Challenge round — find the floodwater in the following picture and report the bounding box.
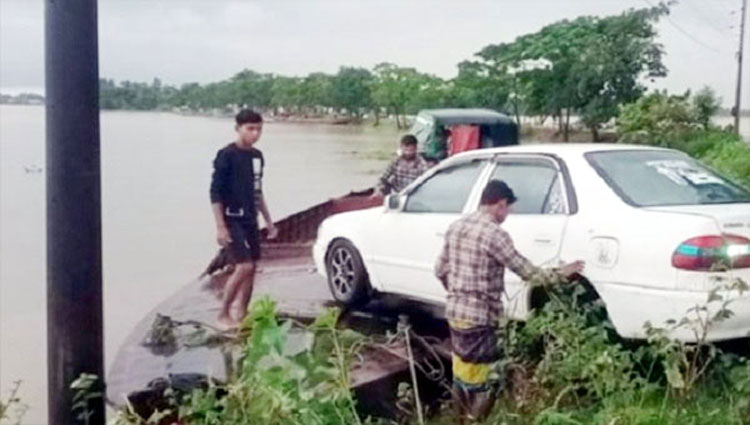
[0,105,396,424]
[713,115,750,141]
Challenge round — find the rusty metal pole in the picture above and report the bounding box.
[45,0,104,424]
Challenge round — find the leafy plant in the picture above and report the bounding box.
[644,278,749,396]
[178,297,368,425]
[71,373,103,425]
[0,381,28,425]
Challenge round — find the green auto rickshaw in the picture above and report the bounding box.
[408,108,519,161]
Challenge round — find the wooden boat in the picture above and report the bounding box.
[202,188,384,276]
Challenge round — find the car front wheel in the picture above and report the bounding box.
[325,239,370,306]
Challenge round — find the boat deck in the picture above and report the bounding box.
[108,190,451,420]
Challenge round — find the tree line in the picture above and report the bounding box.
[100,5,670,140]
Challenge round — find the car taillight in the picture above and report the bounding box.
[672,234,750,271]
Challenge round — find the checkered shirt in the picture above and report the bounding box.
[377,156,430,194]
[435,211,554,326]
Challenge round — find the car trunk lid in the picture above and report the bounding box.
[646,204,750,238]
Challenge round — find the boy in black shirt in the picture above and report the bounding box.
[210,109,277,327]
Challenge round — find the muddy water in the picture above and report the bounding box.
[0,105,396,424]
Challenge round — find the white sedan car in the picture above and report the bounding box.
[313,144,750,341]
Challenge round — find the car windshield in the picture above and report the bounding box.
[586,150,750,207]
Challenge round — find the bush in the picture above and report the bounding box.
[617,90,699,146]
[617,88,749,190]
[475,278,750,425]
[703,140,750,188]
[178,298,367,425]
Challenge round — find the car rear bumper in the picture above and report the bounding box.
[599,281,750,342]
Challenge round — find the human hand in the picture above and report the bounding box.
[267,224,279,240]
[558,260,585,278]
[217,226,232,247]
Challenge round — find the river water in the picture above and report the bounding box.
[0,105,396,424]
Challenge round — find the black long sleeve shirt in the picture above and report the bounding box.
[210,143,264,221]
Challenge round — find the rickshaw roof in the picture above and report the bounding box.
[418,108,515,126]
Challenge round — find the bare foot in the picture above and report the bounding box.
[236,309,251,326]
[217,313,237,330]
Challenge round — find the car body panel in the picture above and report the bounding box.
[313,144,750,341]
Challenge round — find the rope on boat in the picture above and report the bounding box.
[399,315,425,425]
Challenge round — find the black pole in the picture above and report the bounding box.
[45,1,104,424]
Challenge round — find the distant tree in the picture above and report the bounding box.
[406,73,450,114]
[474,6,667,141]
[96,5,668,128]
[330,67,373,119]
[447,61,512,115]
[271,76,304,113]
[298,72,333,114]
[177,83,204,110]
[371,63,433,129]
[230,69,274,110]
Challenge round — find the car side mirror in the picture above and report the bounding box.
[386,194,402,210]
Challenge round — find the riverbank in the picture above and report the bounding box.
[143,108,750,142]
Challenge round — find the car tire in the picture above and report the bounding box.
[325,239,370,306]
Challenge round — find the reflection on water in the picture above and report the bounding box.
[0,105,396,424]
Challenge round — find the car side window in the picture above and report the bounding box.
[404,160,486,213]
[490,159,567,214]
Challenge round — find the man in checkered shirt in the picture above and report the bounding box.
[435,179,584,422]
[375,134,430,196]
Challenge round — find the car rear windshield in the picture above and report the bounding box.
[585,150,750,207]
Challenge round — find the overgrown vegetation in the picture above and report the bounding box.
[85,273,750,425]
[465,278,750,425]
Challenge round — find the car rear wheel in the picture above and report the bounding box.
[326,239,370,306]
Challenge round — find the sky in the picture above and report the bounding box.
[0,0,747,106]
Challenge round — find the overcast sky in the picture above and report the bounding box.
[1,0,747,106]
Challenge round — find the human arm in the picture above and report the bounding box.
[490,229,584,285]
[256,193,277,239]
[374,159,398,196]
[211,203,231,246]
[210,150,231,246]
[490,230,539,280]
[435,236,450,290]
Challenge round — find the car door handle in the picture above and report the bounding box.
[436,232,446,238]
[534,238,552,244]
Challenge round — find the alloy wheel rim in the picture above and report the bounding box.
[330,247,356,297]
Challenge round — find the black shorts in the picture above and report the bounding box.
[226,218,261,263]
